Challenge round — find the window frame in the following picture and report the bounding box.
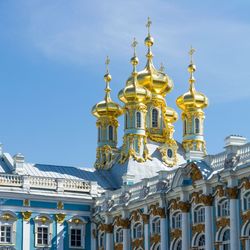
[217,199,230,217]
[193,206,205,224]
[171,212,182,229]
[195,118,200,134]
[151,217,161,235]
[151,108,159,128]
[136,111,142,129]
[115,227,123,243]
[132,222,143,239]
[108,125,113,141]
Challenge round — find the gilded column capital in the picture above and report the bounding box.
[200,194,213,206]
[120,218,130,229]
[142,214,149,224]
[158,208,166,218]
[227,187,239,199]
[55,213,66,224]
[104,223,113,233]
[21,211,32,221]
[178,201,191,213]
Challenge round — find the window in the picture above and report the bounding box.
[218,200,230,217]
[195,118,200,134]
[115,228,123,243]
[136,112,142,128]
[194,207,205,223]
[34,215,52,248]
[99,232,104,247]
[68,217,86,249]
[221,229,230,250]
[108,125,113,141]
[0,225,11,244]
[133,223,142,239]
[70,228,82,247]
[176,240,182,250]
[197,234,205,250]
[98,127,101,142]
[167,149,173,158]
[172,212,181,229]
[243,193,250,210]
[37,226,49,246]
[152,217,160,234]
[184,119,187,134]
[125,113,128,129]
[152,109,158,128]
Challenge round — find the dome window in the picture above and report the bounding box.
[136,112,142,128]
[152,109,159,128]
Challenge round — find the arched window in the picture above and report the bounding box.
[108,125,113,141]
[195,234,205,250]
[152,217,160,234]
[218,199,230,217]
[194,206,205,223]
[175,240,182,250]
[172,212,181,229]
[98,127,101,142]
[125,113,128,129]
[243,192,250,210]
[99,232,104,248]
[133,223,142,239]
[115,228,123,243]
[152,109,159,128]
[195,118,200,134]
[184,119,187,135]
[136,112,142,128]
[221,229,230,250]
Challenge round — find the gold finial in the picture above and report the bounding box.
[159,62,165,72]
[189,46,196,64]
[146,17,152,35]
[131,38,139,67]
[105,56,110,74]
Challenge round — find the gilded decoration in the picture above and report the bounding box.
[241,177,250,190]
[191,191,202,204]
[21,211,32,221]
[200,194,213,206]
[178,201,191,213]
[114,243,123,250]
[142,214,149,224]
[114,216,130,229]
[23,199,30,207]
[130,210,142,222]
[170,229,182,239]
[189,164,202,182]
[57,201,64,210]
[101,223,113,233]
[227,187,238,199]
[216,217,230,228]
[192,223,205,235]
[215,185,225,197]
[240,236,248,250]
[169,198,180,211]
[150,234,161,244]
[132,238,144,248]
[241,210,250,224]
[55,213,66,224]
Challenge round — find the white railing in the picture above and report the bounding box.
[209,152,227,170]
[0,174,92,194]
[0,174,22,187]
[237,143,250,164]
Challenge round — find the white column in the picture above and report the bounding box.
[181,212,189,250]
[105,224,113,250]
[91,223,97,250]
[205,206,213,250]
[123,227,130,250]
[230,197,240,250]
[143,217,149,250]
[56,221,64,250]
[160,216,167,250]
[22,219,30,250]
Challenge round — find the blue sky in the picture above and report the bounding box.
[0,0,250,167]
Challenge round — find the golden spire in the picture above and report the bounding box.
[131,37,139,76]
[188,46,197,93]
[104,56,112,102]
[145,17,154,64]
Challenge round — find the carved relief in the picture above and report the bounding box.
[114,243,123,250]
[170,229,182,239]
[227,187,238,199]
[192,224,205,235]
[178,201,191,213]
[55,213,66,224]
[132,238,143,248]
[190,164,202,182]
[241,178,250,190]
[215,185,225,197]
[200,194,213,206]
[142,214,149,224]
[150,234,161,245]
[216,217,230,228]
[241,210,250,224]
[21,211,32,221]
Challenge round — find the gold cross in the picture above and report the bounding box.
[189,46,196,63]
[131,37,138,55]
[146,17,152,35]
[105,56,110,72]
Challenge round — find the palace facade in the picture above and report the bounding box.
[0,19,249,250]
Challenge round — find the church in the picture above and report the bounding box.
[0,18,249,250]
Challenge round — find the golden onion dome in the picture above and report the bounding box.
[92,57,122,118]
[176,48,208,111]
[127,18,173,98]
[164,106,178,124]
[118,39,151,104]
